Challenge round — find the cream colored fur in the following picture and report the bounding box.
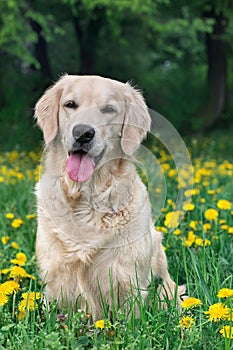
[35,75,185,318]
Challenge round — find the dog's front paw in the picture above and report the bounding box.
[177,284,188,306]
[157,283,187,309]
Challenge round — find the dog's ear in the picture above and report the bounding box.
[35,76,66,145]
[121,83,151,155]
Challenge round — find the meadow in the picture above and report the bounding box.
[0,132,232,350]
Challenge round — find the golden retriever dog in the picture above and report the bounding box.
[35,75,185,318]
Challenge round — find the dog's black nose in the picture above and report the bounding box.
[72,124,95,144]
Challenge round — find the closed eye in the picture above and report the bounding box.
[64,100,78,109]
[100,105,117,114]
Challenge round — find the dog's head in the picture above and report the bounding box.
[35,74,151,182]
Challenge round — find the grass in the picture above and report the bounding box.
[0,132,233,349]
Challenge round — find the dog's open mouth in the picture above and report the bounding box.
[66,149,104,183]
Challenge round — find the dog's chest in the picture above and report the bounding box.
[37,173,149,264]
[61,175,135,229]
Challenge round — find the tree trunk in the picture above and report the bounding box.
[201,8,228,129]
[30,19,52,81]
[73,6,106,74]
[74,21,97,74]
[0,53,3,109]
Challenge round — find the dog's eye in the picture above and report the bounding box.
[101,105,116,114]
[64,101,78,109]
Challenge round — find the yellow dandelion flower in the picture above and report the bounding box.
[11,259,24,266]
[183,203,195,211]
[1,236,10,245]
[219,325,233,339]
[0,281,20,295]
[0,176,4,183]
[9,266,28,278]
[204,303,230,322]
[221,225,229,230]
[1,268,10,275]
[228,227,233,234]
[5,213,14,219]
[184,189,199,197]
[95,320,105,329]
[18,298,35,311]
[217,288,233,299]
[207,189,216,195]
[168,169,176,177]
[195,237,203,246]
[0,293,8,306]
[11,242,19,249]
[16,252,27,262]
[217,199,231,210]
[179,316,195,329]
[26,214,36,219]
[181,297,202,309]
[16,172,23,180]
[167,199,175,207]
[189,221,198,229]
[156,226,167,233]
[203,223,211,233]
[8,150,19,162]
[204,208,218,221]
[203,239,211,246]
[21,292,42,301]
[11,252,27,266]
[164,211,183,229]
[174,228,181,235]
[11,219,24,229]
[161,163,170,171]
[18,292,42,312]
[195,238,211,247]
[9,266,35,279]
[200,198,206,203]
[183,231,196,247]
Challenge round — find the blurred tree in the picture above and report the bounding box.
[150,0,233,130]
[69,1,107,74]
[165,0,233,129]
[61,0,158,74]
[29,19,52,79]
[201,3,230,128]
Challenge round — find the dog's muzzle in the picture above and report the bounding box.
[72,124,95,145]
[66,124,104,183]
[70,124,95,154]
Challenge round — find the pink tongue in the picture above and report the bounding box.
[66,153,95,182]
